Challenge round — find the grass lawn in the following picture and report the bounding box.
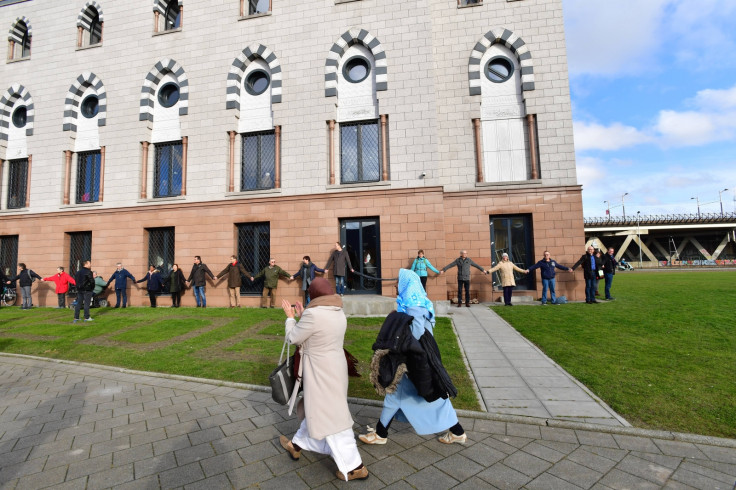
[0,305,480,411]
[492,270,736,439]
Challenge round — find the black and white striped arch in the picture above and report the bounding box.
[63,72,107,132]
[226,44,282,111]
[139,58,189,122]
[0,84,34,140]
[325,29,387,97]
[468,28,535,96]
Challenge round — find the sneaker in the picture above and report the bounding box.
[438,431,467,444]
[336,465,369,481]
[279,435,301,460]
[607,297,615,301]
[541,302,547,306]
[84,318,94,322]
[73,319,79,323]
[358,427,387,445]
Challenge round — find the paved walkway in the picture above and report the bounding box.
[449,306,628,425]
[2,354,735,489]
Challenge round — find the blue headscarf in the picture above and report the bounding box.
[396,269,435,320]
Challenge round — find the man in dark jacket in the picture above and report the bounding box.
[253,258,290,308]
[291,256,325,305]
[187,256,214,307]
[440,250,487,307]
[74,260,95,322]
[216,255,252,307]
[7,263,42,309]
[106,263,136,308]
[324,242,354,296]
[601,247,618,300]
[572,246,603,304]
[527,251,572,305]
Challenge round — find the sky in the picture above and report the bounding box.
[562,0,736,218]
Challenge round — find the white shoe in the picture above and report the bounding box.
[438,431,467,444]
[358,426,387,445]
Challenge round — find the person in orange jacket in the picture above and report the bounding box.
[44,266,76,308]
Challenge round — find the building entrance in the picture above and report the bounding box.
[340,218,380,294]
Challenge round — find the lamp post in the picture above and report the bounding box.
[718,188,729,216]
[691,196,700,218]
[637,211,642,269]
[621,192,629,219]
[603,200,611,220]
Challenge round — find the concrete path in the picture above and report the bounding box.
[449,305,628,426]
[2,354,735,489]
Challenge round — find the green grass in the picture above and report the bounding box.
[492,270,736,439]
[0,305,480,411]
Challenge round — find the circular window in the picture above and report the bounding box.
[245,70,270,96]
[343,56,371,84]
[158,83,180,108]
[12,106,27,128]
[81,95,99,119]
[485,56,514,83]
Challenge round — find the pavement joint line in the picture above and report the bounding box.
[447,309,488,413]
[2,352,735,450]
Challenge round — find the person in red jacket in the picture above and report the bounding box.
[44,266,76,308]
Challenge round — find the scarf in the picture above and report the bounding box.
[396,269,435,320]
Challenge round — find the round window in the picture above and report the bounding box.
[485,56,514,83]
[158,83,180,108]
[245,70,270,96]
[343,56,371,84]
[81,95,99,119]
[12,106,27,128]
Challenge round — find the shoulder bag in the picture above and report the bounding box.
[269,337,296,405]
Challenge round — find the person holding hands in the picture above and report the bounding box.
[487,253,528,306]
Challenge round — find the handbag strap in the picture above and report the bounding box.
[278,337,291,365]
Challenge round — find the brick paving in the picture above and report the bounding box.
[1,354,735,489]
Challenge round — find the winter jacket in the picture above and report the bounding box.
[165,269,186,293]
[572,252,603,280]
[292,262,325,291]
[93,276,107,295]
[324,249,353,276]
[10,269,42,287]
[75,267,95,292]
[137,271,163,292]
[254,265,290,289]
[410,257,440,277]
[217,262,252,288]
[601,253,617,275]
[187,263,214,287]
[43,272,76,294]
[107,269,136,289]
[488,260,526,287]
[441,256,485,281]
[528,259,570,280]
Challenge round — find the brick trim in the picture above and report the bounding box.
[139,58,189,122]
[226,44,282,111]
[0,83,34,140]
[7,16,31,43]
[77,2,104,29]
[63,72,107,132]
[325,28,387,97]
[468,27,535,95]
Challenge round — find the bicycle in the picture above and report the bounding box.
[1,286,18,307]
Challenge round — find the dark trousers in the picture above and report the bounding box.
[458,280,470,304]
[171,291,181,307]
[419,276,427,291]
[503,286,514,305]
[604,273,614,299]
[585,278,596,302]
[74,291,93,319]
[148,291,157,307]
[115,288,127,307]
[57,293,66,308]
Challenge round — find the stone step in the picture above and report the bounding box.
[342,295,452,316]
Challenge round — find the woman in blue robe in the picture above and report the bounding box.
[359,269,466,445]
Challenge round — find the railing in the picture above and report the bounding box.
[584,212,736,227]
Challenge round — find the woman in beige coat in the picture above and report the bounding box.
[279,278,368,481]
[488,252,528,306]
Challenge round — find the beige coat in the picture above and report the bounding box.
[488,260,525,287]
[285,297,354,440]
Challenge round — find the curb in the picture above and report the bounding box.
[2,352,735,449]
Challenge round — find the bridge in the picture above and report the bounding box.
[583,213,736,268]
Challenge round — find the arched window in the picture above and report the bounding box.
[77,4,104,48]
[164,0,181,30]
[8,18,32,60]
[89,10,102,45]
[20,28,30,57]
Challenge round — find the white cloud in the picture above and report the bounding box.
[573,121,652,151]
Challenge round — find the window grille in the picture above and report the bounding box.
[154,141,183,198]
[68,232,92,277]
[248,0,270,14]
[340,120,380,183]
[148,227,175,293]
[237,223,270,295]
[241,131,275,191]
[7,158,28,209]
[76,150,101,203]
[0,235,19,278]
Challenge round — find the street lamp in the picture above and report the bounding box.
[691,196,701,218]
[718,188,729,216]
[636,211,642,269]
[603,200,611,220]
[621,192,629,219]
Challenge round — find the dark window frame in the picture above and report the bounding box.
[164,0,181,30]
[241,130,275,191]
[489,214,535,290]
[340,119,380,184]
[20,22,31,58]
[76,150,101,204]
[342,56,371,84]
[244,70,270,96]
[68,231,92,278]
[7,158,28,209]
[0,235,19,279]
[147,227,175,294]
[237,222,270,296]
[88,8,102,45]
[485,56,515,83]
[154,140,183,198]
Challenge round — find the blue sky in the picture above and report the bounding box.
[562,0,736,217]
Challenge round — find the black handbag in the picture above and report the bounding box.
[269,338,295,405]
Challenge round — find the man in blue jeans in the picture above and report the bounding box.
[106,263,136,308]
[528,251,572,305]
[601,247,618,300]
[572,246,602,304]
[187,256,214,307]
